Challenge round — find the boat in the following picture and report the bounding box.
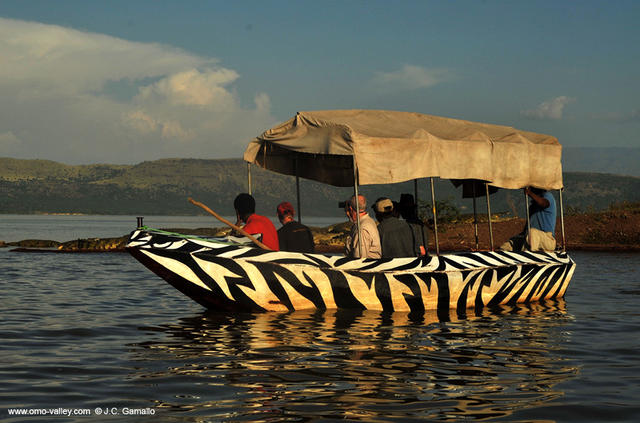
[127,110,576,314]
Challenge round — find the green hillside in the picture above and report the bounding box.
[0,157,130,181]
[1,157,639,217]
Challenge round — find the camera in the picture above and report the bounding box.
[338,201,347,209]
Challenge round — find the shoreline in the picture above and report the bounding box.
[3,205,640,253]
[3,216,639,253]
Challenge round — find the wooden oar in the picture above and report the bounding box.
[188,197,272,251]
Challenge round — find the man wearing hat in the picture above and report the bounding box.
[373,197,415,258]
[276,202,315,253]
[344,194,381,259]
[233,193,279,251]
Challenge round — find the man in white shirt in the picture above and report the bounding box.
[344,195,382,259]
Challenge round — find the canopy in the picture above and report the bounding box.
[243,110,563,190]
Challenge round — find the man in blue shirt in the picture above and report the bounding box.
[500,187,557,252]
[529,188,556,232]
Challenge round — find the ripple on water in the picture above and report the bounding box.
[2,250,640,421]
[112,302,578,421]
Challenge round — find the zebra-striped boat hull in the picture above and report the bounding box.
[127,229,575,315]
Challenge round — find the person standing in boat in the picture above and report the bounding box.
[276,201,315,253]
[372,197,415,258]
[344,195,381,259]
[233,193,279,251]
[500,187,556,252]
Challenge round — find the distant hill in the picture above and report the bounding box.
[563,147,640,177]
[1,157,639,217]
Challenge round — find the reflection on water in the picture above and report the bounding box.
[4,251,638,421]
[130,301,577,421]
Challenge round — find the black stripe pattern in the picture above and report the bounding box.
[127,229,576,314]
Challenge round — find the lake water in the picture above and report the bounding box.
[0,214,343,243]
[1,216,639,422]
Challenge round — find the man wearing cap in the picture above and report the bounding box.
[373,197,415,258]
[344,195,381,259]
[233,193,279,251]
[276,202,315,253]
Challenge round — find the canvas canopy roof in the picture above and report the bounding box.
[243,110,563,190]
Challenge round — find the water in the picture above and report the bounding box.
[1,217,639,422]
[0,214,343,243]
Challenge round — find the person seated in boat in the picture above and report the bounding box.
[233,193,279,251]
[373,197,415,258]
[398,193,429,256]
[500,187,556,252]
[343,195,381,259]
[276,201,315,253]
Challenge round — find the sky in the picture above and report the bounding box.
[0,0,639,164]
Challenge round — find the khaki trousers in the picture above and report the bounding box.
[500,228,556,252]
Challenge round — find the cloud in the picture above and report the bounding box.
[123,110,194,141]
[0,17,274,163]
[521,96,575,120]
[136,68,239,107]
[372,64,451,91]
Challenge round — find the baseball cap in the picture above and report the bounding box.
[373,198,394,213]
[277,201,295,217]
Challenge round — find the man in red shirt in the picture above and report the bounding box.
[233,193,279,251]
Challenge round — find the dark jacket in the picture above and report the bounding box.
[377,216,415,258]
[406,219,428,256]
[277,221,315,253]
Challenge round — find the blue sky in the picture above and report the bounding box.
[0,0,638,164]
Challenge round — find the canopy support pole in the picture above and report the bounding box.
[414,179,419,208]
[485,183,494,251]
[295,156,301,222]
[559,188,566,252]
[353,157,363,256]
[430,177,439,255]
[525,188,531,248]
[472,182,479,250]
[247,163,252,195]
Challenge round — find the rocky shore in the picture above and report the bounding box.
[3,205,639,253]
